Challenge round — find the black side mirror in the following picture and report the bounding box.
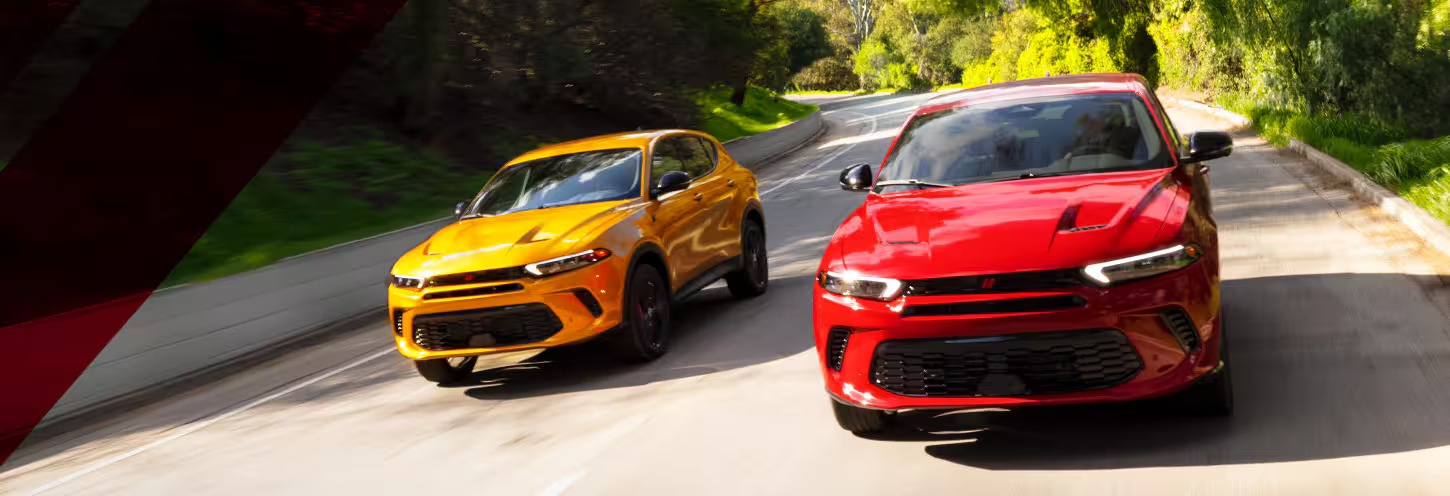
[839,163,873,191]
[653,170,691,197]
[1184,131,1233,163]
[454,201,468,217]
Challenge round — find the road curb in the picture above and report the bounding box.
[1163,96,1450,259]
[1286,139,1450,258]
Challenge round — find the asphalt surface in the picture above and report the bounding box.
[5,93,1450,495]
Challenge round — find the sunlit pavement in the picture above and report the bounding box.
[4,94,1450,495]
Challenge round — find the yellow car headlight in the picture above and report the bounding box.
[524,248,612,277]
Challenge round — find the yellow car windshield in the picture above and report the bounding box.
[467,148,643,217]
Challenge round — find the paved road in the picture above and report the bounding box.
[6,93,1450,495]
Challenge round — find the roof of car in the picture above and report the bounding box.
[504,129,704,166]
[915,73,1149,116]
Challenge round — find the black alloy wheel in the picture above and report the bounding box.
[611,264,671,362]
[726,220,768,298]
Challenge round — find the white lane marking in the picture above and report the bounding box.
[760,110,881,197]
[22,347,397,496]
[536,469,590,496]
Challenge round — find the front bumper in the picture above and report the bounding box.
[388,260,626,361]
[814,261,1221,411]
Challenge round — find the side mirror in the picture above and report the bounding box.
[1184,131,1233,163]
[653,170,691,197]
[839,163,873,191]
[454,201,468,217]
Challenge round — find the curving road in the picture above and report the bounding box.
[5,93,1450,495]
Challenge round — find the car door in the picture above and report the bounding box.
[678,135,740,265]
[647,135,715,292]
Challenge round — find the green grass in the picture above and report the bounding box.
[159,133,521,288]
[1225,99,1450,226]
[695,86,819,143]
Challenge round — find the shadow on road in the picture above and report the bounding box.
[863,273,1450,469]
[450,273,818,401]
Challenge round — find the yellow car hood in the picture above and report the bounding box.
[397,200,637,276]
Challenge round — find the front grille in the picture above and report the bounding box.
[572,288,603,317]
[872,329,1142,397]
[411,304,563,351]
[1161,308,1200,352]
[429,266,528,287]
[825,327,851,371]
[392,309,405,336]
[422,283,524,300]
[903,295,1084,317]
[904,269,1084,296]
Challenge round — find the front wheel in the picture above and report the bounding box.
[414,355,476,384]
[609,264,672,362]
[831,399,893,435]
[725,220,768,298]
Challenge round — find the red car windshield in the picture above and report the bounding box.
[875,92,1171,191]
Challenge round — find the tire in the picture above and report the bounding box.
[1176,322,1234,416]
[609,264,671,362]
[725,220,768,299]
[831,399,892,435]
[414,355,477,384]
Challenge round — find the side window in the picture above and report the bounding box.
[653,136,714,180]
[691,136,718,170]
[1144,92,1183,154]
[651,138,688,182]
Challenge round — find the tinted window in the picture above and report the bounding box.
[652,136,714,181]
[876,92,1170,191]
[467,148,642,217]
[690,136,718,172]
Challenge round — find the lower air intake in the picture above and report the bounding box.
[1160,308,1201,353]
[412,304,562,351]
[872,329,1142,397]
[826,328,851,371]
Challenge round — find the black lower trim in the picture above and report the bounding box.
[670,255,743,303]
[412,303,563,350]
[872,329,1143,397]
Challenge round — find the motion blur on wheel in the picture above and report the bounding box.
[815,74,1235,434]
[389,130,768,383]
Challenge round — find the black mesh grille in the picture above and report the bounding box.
[572,289,603,317]
[902,295,1084,317]
[1161,308,1200,352]
[429,267,528,287]
[422,283,524,300]
[412,304,563,351]
[826,328,851,371]
[393,309,405,336]
[872,329,1142,397]
[904,269,1084,296]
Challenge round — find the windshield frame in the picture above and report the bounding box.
[461,147,645,218]
[872,91,1173,194]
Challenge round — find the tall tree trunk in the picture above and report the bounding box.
[730,76,750,106]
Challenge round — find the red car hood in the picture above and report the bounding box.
[836,169,1185,279]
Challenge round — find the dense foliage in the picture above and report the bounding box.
[164,0,833,285]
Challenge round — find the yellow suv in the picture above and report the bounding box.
[388,130,768,382]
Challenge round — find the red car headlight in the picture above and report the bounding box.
[1083,244,1202,285]
[818,270,904,301]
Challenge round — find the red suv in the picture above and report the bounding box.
[815,74,1235,434]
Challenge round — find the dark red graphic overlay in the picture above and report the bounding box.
[0,0,407,464]
[0,0,83,91]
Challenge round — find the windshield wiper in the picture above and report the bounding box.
[874,179,953,189]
